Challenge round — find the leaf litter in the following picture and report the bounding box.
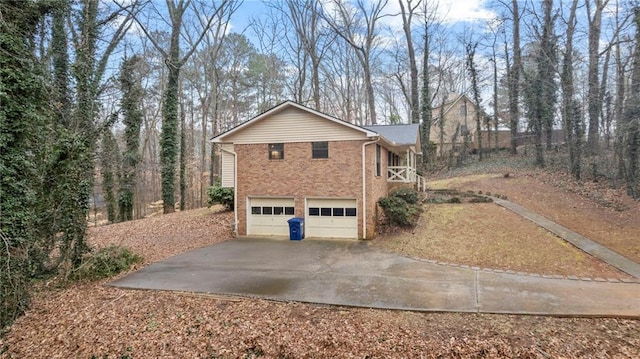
[1,178,640,358]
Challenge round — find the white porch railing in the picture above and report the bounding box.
[388,166,417,182]
[388,166,428,192]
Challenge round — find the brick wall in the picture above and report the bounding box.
[234,140,387,239]
[364,144,388,238]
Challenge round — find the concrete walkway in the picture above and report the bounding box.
[111,238,640,318]
[493,198,640,278]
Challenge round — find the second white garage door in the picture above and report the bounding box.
[248,197,295,236]
[306,198,358,239]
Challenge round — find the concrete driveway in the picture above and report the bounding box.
[110,238,640,317]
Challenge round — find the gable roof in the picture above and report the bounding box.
[210,101,378,143]
[432,93,478,124]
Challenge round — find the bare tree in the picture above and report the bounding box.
[183,2,233,206]
[560,0,582,178]
[125,0,239,214]
[501,0,523,154]
[320,0,390,124]
[275,0,333,109]
[399,0,422,124]
[585,0,610,154]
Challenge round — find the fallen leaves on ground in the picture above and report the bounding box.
[2,284,639,358]
[88,206,234,266]
[2,174,640,357]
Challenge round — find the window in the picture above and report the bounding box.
[375,144,381,177]
[253,206,294,216]
[269,143,284,160]
[312,141,329,158]
[310,206,356,217]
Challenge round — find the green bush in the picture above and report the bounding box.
[71,245,142,282]
[389,187,421,204]
[378,189,423,227]
[207,186,234,210]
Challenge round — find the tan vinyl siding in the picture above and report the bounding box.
[220,144,235,188]
[224,107,368,144]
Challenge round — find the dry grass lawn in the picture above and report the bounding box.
[429,172,640,264]
[375,202,631,279]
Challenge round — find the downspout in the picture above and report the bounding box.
[220,146,238,236]
[362,136,380,240]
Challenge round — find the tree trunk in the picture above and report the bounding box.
[561,0,581,178]
[102,126,119,223]
[420,21,432,164]
[623,7,640,198]
[179,104,187,211]
[466,42,483,161]
[586,0,609,154]
[119,55,143,221]
[615,42,627,179]
[508,0,522,155]
[399,0,420,124]
[161,61,180,214]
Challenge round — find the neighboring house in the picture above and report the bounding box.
[211,101,423,240]
[430,93,505,155]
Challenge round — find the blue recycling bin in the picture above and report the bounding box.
[287,217,304,240]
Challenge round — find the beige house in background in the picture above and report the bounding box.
[210,101,424,240]
[430,93,507,156]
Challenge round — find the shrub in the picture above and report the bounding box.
[389,187,421,204]
[207,186,234,210]
[378,189,423,227]
[71,245,142,282]
[1,254,29,332]
[469,196,493,203]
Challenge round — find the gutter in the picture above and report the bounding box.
[361,136,380,240]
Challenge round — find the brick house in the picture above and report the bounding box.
[210,101,423,240]
[430,93,506,155]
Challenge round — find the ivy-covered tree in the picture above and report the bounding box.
[466,41,483,161]
[0,0,49,329]
[560,0,582,179]
[53,0,132,267]
[523,0,557,167]
[102,124,120,223]
[622,7,640,198]
[118,55,144,221]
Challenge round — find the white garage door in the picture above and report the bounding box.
[248,198,295,236]
[306,198,358,238]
